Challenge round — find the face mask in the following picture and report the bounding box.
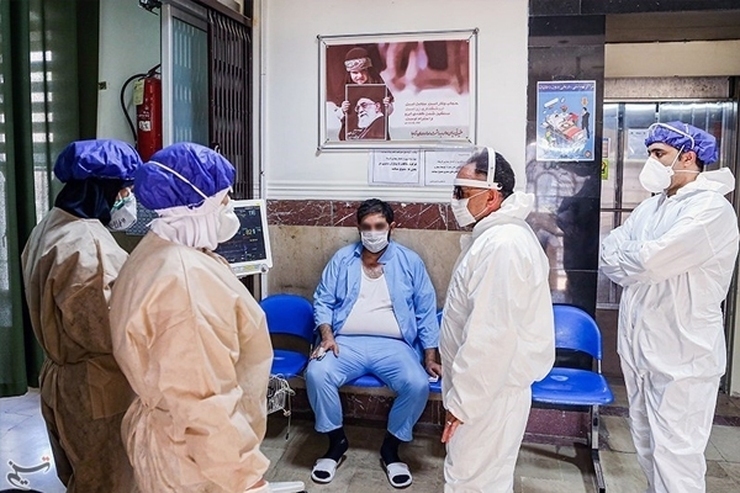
[216,201,241,243]
[639,156,674,193]
[361,230,389,253]
[450,189,488,227]
[639,147,696,194]
[108,194,138,231]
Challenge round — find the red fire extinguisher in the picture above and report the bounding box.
[121,65,162,161]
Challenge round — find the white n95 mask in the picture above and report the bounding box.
[217,201,241,243]
[639,156,674,193]
[361,230,389,253]
[108,194,138,231]
[639,147,698,194]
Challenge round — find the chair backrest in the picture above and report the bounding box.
[259,294,315,342]
[552,304,602,361]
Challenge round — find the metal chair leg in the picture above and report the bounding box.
[591,405,606,492]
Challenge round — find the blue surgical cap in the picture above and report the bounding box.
[53,139,141,183]
[644,121,718,165]
[135,142,235,210]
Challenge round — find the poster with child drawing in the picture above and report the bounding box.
[318,30,478,149]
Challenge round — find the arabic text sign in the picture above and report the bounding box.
[424,150,472,186]
[369,150,422,185]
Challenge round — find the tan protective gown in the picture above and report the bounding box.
[109,232,272,493]
[21,207,136,492]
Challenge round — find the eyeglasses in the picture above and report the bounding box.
[453,186,493,200]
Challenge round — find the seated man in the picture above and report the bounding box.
[306,199,440,489]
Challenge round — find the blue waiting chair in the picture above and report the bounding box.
[429,308,444,393]
[260,294,314,378]
[531,304,614,493]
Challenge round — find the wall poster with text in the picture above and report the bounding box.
[318,29,478,150]
[536,80,596,162]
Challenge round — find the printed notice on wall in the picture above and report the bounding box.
[424,150,472,186]
[601,138,610,180]
[627,128,649,160]
[395,99,470,141]
[536,80,596,162]
[369,150,422,185]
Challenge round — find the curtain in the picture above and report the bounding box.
[0,0,99,397]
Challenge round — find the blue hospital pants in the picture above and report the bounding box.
[305,335,429,442]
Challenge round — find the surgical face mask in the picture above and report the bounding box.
[361,230,389,253]
[108,194,138,231]
[450,189,488,227]
[216,201,241,243]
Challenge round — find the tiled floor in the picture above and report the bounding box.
[2,387,740,492]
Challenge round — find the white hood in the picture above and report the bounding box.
[472,191,535,239]
[679,167,736,196]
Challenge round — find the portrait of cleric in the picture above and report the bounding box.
[324,39,470,143]
[344,84,389,141]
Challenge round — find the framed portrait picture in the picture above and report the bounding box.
[318,29,478,150]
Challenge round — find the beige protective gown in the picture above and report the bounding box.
[21,207,136,493]
[109,232,272,493]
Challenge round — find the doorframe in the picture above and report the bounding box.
[600,98,740,393]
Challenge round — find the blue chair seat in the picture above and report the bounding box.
[347,374,386,387]
[531,367,614,406]
[346,373,443,393]
[271,349,309,379]
[429,378,442,393]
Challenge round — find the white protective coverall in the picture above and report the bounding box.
[601,168,739,493]
[441,191,555,493]
[21,207,136,492]
[109,231,272,493]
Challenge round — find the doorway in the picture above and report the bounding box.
[596,100,739,382]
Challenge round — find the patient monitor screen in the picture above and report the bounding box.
[215,200,272,273]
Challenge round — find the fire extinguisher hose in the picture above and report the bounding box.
[120,64,161,144]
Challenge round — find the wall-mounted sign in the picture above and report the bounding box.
[536,80,596,162]
[318,29,478,150]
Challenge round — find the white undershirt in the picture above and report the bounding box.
[339,268,403,339]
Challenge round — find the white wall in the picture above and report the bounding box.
[605,40,740,79]
[259,0,529,202]
[97,0,160,143]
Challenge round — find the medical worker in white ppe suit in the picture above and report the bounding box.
[601,121,739,493]
[440,147,555,492]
